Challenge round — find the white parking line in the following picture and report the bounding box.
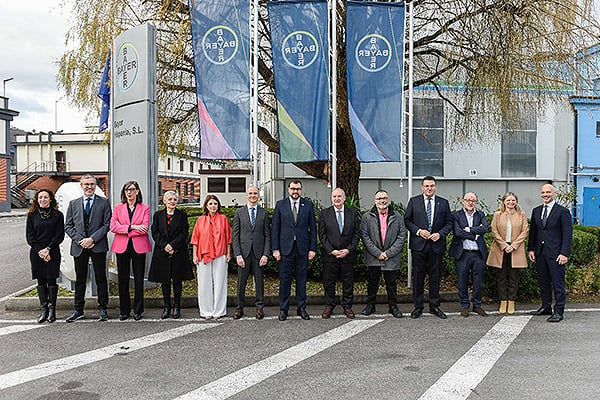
[0,324,45,337]
[0,323,218,390]
[418,315,531,400]
[174,319,384,400]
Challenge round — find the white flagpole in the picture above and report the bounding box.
[252,0,259,187]
[330,0,337,191]
[407,0,414,288]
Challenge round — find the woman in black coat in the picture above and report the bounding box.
[148,191,194,319]
[25,189,65,323]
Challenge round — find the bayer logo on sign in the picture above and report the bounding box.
[116,42,140,92]
[281,30,319,70]
[355,34,393,73]
[202,25,239,65]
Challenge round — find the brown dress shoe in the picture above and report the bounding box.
[473,307,488,317]
[321,307,333,319]
[256,308,264,319]
[460,307,469,317]
[343,308,355,319]
[233,308,244,320]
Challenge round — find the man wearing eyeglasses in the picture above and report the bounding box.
[360,189,407,318]
[449,193,489,317]
[64,174,112,322]
[404,176,453,319]
[272,180,317,321]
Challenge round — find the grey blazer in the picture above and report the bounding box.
[360,206,407,271]
[232,205,271,260]
[65,195,112,256]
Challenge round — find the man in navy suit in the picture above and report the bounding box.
[318,188,361,319]
[272,180,317,321]
[64,174,112,322]
[232,186,271,320]
[528,184,573,322]
[404,176,453,319]
[449,192,489,317]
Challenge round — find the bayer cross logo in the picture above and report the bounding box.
[281,31,319,69]
[202,25,239,65]
[355,34,393,72]
[116,42,140,92]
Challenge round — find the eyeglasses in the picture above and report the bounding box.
[125,188,137,192]
[375,197,388,201]
[463,199,477,203]
[289,187,302,191]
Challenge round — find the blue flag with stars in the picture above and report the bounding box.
[98,50,111,132]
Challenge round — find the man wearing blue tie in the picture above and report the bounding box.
[272,180,317,321]
[528,184,573,322]
[318,188,361,319]
[404,176,453,319]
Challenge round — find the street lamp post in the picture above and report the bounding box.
[2,77,14,97]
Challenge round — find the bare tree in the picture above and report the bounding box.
[58,0,600,201]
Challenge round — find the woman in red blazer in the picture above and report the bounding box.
[110,181,152,321]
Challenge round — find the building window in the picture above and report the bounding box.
[176,182,181,195]
[55,151,66,172]
[596,121,600,138]
[167,158,171,170]
[228,177,246,193]
[179,160,184,172]
[412,98,444,176]
[190,183,195,198]
[158,181,162,197]
[184,183,188,196]
[190,162,194,173]
[501,111,537,177]
[208,177,226,192]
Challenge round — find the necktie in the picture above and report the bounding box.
[292,202,298,223]
[85,198,91,215]
[542,205,548,227]
[250,207,256,226]
[426,197,432,231]
[337,210,343,233]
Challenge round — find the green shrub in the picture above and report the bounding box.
[573,225,600,250]
[570,229,598,266]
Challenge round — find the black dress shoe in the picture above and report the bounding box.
[98,308,108,321]
[411,308,423,319]
[361,304,376,316]
[389,306,403,318]
[119,314,130,321]
[429,306,447,319]
[133,313,142,321]
[161,307,171,319]
[172,306,181,319]
[297,308,310,320]
[530,307,553,316]
[547,313,563,322]
[278,310,288,321]
[66,310,84,323]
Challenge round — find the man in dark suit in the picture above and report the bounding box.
[449,192,489,317]
[232,186,271,320]
[64,174,112,322]
[528,184,573,322]
[318,188,361,319]
[404,176,453,319]
[272,180,317,321]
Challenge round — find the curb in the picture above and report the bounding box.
[4,293,460,311]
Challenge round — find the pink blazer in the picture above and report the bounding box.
[110,203,152,254]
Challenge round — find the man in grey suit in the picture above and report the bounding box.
[64,174,112,322]
[232,186,271,320]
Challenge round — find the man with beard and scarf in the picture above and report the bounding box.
[360,189,407,318]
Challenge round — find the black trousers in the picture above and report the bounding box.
[73,249,109,311]
[116,240,146,316]
[412,242,442,309]
[366,266,398,307]
[237,248,265,309]
[497,251,520,301]
[161,281,182,307]
[322,259,354,309]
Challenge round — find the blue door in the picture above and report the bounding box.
[583,187,600,226]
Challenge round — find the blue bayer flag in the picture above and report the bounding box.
[98,50,111,132]
[268,0,329,162]
[189,0,251,160]
[346,1,405,162]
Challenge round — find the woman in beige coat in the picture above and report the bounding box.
[487,192,529,314]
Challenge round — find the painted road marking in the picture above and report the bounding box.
[175,319,384,400]
[418,315,532,400]
[0,324,44,337]
[0,323,218,390]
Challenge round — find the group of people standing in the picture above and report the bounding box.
[25,174,572,324]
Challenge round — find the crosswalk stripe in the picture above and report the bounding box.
[0,324,45,337]
[0,323,218,390]
[418,315,531,400]
[174,319,384,400]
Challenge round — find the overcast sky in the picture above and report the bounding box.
[0,0,90,133]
